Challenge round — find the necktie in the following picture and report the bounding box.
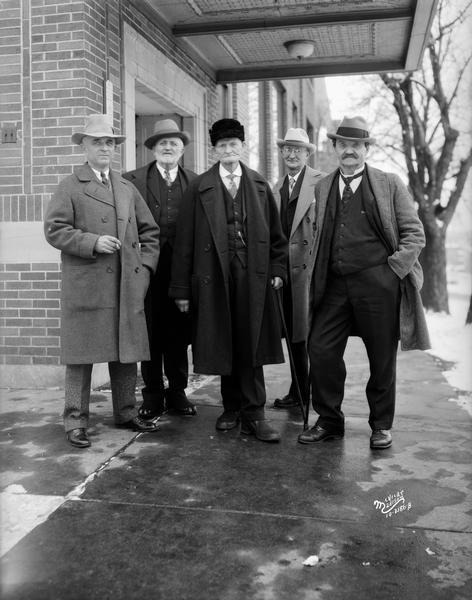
[289,176,296,195]
[100,171,109,189]
[227,174,238,198]
[164,169,172,187]
[341,171,363,202]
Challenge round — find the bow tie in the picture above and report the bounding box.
[341,171,364,185]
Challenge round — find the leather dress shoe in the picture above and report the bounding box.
[215,411,240,431]
[117,416,159,432]
[166,389,197,416]
[297,423,344,444]
[240,419,281,442]
[273,394,299,409]
[67,428,90,448]
[138,392,165,420]
[370,429,392,449]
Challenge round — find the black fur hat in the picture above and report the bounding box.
[209,118,245,146]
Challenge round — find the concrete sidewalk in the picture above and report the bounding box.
[1,339,471,599]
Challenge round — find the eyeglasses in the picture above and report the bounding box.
[281,146,305,156]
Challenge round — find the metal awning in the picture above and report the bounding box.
[133,0,438,83]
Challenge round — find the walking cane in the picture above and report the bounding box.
[275,289,309,430]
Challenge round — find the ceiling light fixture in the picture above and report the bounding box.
[284,40,315,60]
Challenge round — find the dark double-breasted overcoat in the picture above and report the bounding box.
[44,164,160,364]
[169,162,288,375]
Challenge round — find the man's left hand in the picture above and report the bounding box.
[271,277,283,290]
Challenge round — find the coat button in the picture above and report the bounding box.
[132,241,137,248]
[303,239,308,245]
[135,267,140,273]
[302,264,307,269]
[128,216,132,222]
[101,216,108,223]
[306,216,311,223]
[203,276,210,285]
[204,243,211,252]
[106,266,113,273]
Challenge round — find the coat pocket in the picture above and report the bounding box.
[62,263,117,310]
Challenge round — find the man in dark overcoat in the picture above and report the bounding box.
[44,114,160,448]
[123,119,198,419]
[300,116,430,450]
[272,127,325,410]
[169,118,288,442]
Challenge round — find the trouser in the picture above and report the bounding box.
[64,362,138,432]
[220,255,266,420]
[282,283,309,402]
[308,263,400,431]
[141,243,189,403]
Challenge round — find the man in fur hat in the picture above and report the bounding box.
[272,128,325,411]
[169,118,288,442]
[44,114,160,448]
[124,119,198,419]
[299,116,430,449]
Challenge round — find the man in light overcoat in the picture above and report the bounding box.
[123,119,198,419]
[44,114,160,448]
[300,116,430,450]
[169,118,288,442]
[272,128,325,410]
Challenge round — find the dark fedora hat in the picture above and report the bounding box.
[71,114,125,145]
[209,118,245,146]
[327,115,375,144]
[144,119,190,150]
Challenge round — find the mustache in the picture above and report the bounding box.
[342,153,358,159]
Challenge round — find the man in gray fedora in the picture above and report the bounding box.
[299,115,430,449]
[123,119,198,419]
[272,127,325,410]
[44,114,160,448]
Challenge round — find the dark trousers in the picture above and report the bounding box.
[282,284,309,402]
[220,256,266,420]
[64,362,137,432]
[308,263,400,431]
[141,243,189,402]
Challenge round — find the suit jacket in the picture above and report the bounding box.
[312,164,430,350]
[44,164,160,364]
[169,162,288,374]
[273,165,325,343]
[123,162,197,227]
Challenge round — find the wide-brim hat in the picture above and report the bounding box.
[327,115,375,143]
[145,119,190,149]
[277,127,314,151]
[71,114,126,145]
[209,118,245,146]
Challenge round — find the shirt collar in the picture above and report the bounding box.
[220,162,242,179]
[90,166,109,180]
[156,163,179,180]
[340,165,365,179]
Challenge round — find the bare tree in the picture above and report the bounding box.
[377,0,472,312]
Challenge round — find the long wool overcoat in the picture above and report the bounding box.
[273,165,325,343]
[312,164,430,351]
[169,162,288,375]
[44,164,160,364]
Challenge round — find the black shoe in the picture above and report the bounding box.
[67,428,90,448]
[215,411,240,431]
[273,394,299,409]
[297,423,344,444]
[166,389,197,416]
[240,419,281,442]
[370,429,392,449]
[117,416,159,432]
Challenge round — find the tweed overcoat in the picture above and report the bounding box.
[311,164,430,351]
[273,165,325,343]
[169,162,288,375]
[44,164,160,364]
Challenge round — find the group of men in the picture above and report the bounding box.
[44,112,429,451]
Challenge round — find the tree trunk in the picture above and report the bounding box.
[466,295,472,325]
[419,227,449,312]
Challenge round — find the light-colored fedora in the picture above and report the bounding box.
[145,119,190,149]
[71,114,126,145]
[327,115,375,143]
[277,128,314,151]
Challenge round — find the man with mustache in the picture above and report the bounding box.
[299,116,430,449]
[170,118,288,442]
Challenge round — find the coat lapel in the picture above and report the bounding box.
[290,167,315,237]
[147,163,161,206]
[76,164,115,207]
[110,170,131,244]
[313,170,337,257]
[199,164,229,263]
[364,164,397,250]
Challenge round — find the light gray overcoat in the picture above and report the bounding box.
[273,165,325,343]
[312,164,430,351]
[44,164,160,364]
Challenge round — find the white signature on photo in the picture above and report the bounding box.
[373,489,412,518]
